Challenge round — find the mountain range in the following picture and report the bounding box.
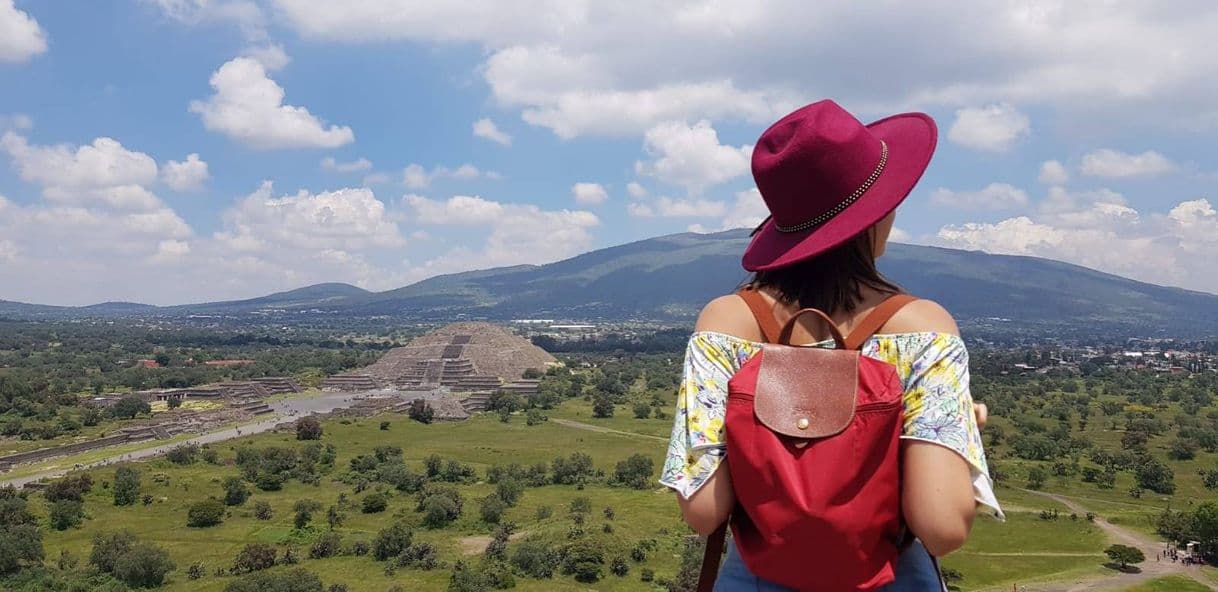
[4,229,1217,339]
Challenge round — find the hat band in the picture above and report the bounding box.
[774,140,888,233]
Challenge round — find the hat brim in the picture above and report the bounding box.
[741,112,937,272]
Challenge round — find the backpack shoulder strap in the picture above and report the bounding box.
[697,524,729,592]
[737,287,781,343]
[843,293,918,351]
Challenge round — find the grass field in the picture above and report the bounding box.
[25,398,1130,591]
[1119,575,1212,591]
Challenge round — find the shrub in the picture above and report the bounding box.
[442,460,476,483]
[569,496,592,515]
[480,494,507,524]
[511,537,559,578]
[110,396,150,420]
[495,478,523,507]
[113,466,140,506]
[223,477,250,506]
[408,399,434,424]
[610,555,629,577]
[551,453,595,485]
[166,443,199,465]
[232,543,277,573]
[187,498,226,527]
[253,500,273,520]
[347,539,369,556]
[398,542,440,569]
[361,491,388,514]
[535,505,553,520]
[295,417,323,440]
[48,499,84,531]
[223,568,324,592]
[1026,467,1047,490]
[293,499,322,529]
[614,454,654,489]
[379,421,391,430]
[632,403,651,419]
[372,521,413,561]
[1135,459,1176,494]
[526,409,548,426]
[562,541,605,583]
[591,395,614,418]
[1169,438,1198,460]
[187,561,205,580]
[641,568,655,582]
[309,532,342,559]
[44,473,93,503]
[89,530,135,574]
[112,541,175,588]
[422,495,460,528]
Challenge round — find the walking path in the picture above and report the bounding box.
[994,490,1217,592]
[550,418,667,441]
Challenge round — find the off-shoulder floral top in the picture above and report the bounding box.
[659,330,1004,519]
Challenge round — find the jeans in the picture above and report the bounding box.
[714,539,945,592]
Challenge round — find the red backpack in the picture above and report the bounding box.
[697,288,917,591]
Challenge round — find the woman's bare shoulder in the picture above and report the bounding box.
[694,294,764,341]
[883,298,960,337]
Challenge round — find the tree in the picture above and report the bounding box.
[1192,502,1218,562]
[309,532,343,559]
[90,530,137,574]
[372,521,413,561]
[253,500,273,520]
[1169,438,1198,460]
[1104,544,1145,569]
[223,477,250,506]
[111,396,151,419]
[232,543,278,573]
[1135,459,1176,495]
[293,499,322,529]
[512,537,560,578]
[113,466,141,506]
[614,454,655,489]
[495,478,523,507]
[0,493,43,575]
[187,498,226,527]
[48,499,84,530]
[166,443,199,465]
[112,541,176,588]
[1026,467,1047,490]
[480,494,507,524]
[44,473,93,503]
[562,540,605,583]
[408,399,434,424]
[632,403,651,419]
[591,395,615,418]
[167,396,182,410]
[295,416,323,440]
[326,505,344,530]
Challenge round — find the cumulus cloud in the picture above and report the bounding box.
[930,183,1030,211]
[1080,148,1176,178]
[216,181,405,252]
[1038,160,1069,185]
[626,182,648,199]
[720,187,769,230]
[635,120,751,193]
[0,132,170,209]
[270,1,1218,137]
[321,156,373,173]
[402,163,500,189]
[0,113,33,131]
[144,0,266,40]
[241,43,290,70]
[161,153,210,191]
[189,57,354,149]
[935,190,1218,293]
[947,104,1030,152]
[472,118,512,146]
[571,182,608,205]
[405,194,504,225]
[0,0,47,63]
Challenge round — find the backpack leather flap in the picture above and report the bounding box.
[754,345,859,439]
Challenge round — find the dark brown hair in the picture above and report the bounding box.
[746,231,901,314]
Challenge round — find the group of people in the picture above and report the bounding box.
[1159,546,1199,566]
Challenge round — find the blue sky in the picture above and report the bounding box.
[1,1,1216,305]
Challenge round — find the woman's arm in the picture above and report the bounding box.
[887,299,981,556]
[673,295,759,534]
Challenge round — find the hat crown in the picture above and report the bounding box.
[751,100,885,229]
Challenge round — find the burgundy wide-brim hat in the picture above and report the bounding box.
[742,99,937,271]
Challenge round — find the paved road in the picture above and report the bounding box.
[0,391,374,489]
[998,490,1217,592]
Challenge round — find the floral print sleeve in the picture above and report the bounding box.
[890,333,1004,519]
[659,331,758,499]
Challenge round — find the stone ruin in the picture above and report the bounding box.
[327,322,556,398]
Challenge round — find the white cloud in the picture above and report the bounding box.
[947,104,1030,152]
[406,194,504,225]
[571,182,608,205]
[144,0,266,40]
[361,172,391,186]
[321,156,373,173]
[1080,149,1176,178]
[1038,160,1069,185]
[189,57,354,149]
[720,187,768,230]
[626,182,648,199]
[242,43,289,70]
[402,163,500,189]
[930,183,1030,211]
[217,182,405,252]
[627,196,727,218]
[151,239,191,263]
[935,193,1218,293]
[635,120,752,193]
[161,153,210,191]
[2,132,158,191]
[889,227,911,243]
[0,0,47,63]
[269,1,1218,137]
[0,113,33,131]
[472,118,512,146]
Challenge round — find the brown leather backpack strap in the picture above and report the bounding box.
[843,294,918,351]
[697,523,729,592]
[737,287,781,343]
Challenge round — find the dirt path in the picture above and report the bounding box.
[550,418,667,442]
[993,490,1217,592]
